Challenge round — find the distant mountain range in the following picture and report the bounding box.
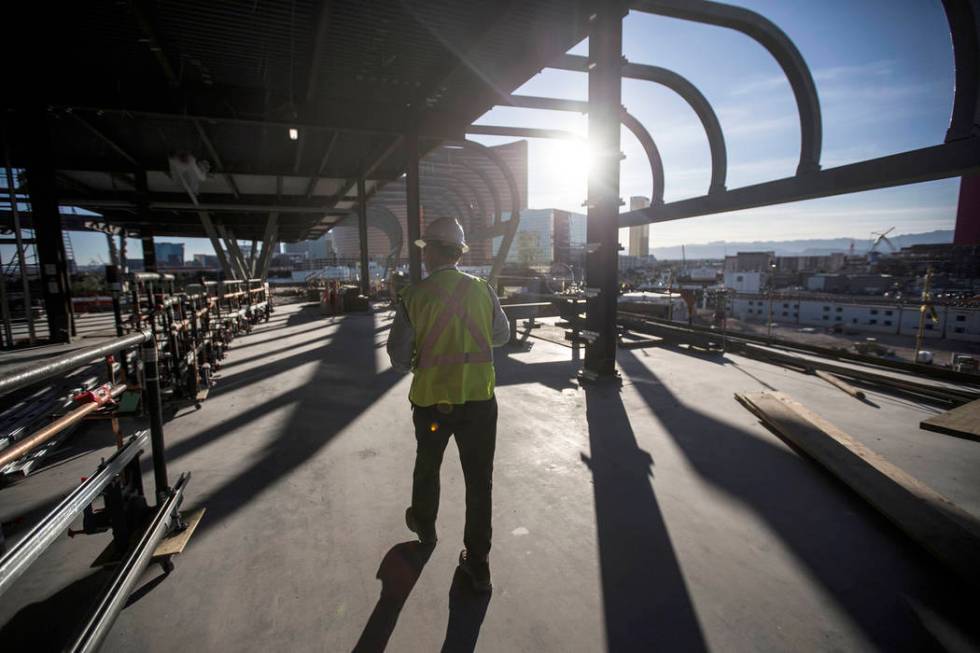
[648,230,954,260]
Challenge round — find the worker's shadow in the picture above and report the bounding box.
[352,541,434,653]
[441,567,492,653]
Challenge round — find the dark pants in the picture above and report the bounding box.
[411,396,497,559]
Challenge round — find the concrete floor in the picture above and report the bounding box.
[1,301,979,652]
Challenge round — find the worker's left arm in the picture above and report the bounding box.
[386,301,415,373]
[488,286,511,347]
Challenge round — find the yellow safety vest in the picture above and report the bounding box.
[402,269,495,406]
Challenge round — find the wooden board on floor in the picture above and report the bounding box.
[920,398,980,441]
[735,390,980,587]
[154,507,205,557]
[91,507,206,568]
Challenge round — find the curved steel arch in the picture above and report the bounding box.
[631,0,822,175]
[419,160,490,224]
[506,94,667,203]
[451,140,523,285]
[456,156,503,226]
[943,0,980,142]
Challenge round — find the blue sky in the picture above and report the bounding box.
[49,1,964,264]
[472,0,960,249]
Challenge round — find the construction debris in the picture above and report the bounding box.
[736,390,980,587]
[813,370,865,400]
[920,398,980,441]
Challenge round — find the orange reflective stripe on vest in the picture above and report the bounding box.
[402,269,496,406]
[416,276,491,370]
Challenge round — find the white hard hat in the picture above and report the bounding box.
[415,217,469,253]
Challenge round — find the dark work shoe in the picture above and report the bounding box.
[458,549,492,593]
[405,507,437,544]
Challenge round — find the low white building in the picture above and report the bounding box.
[730,294,980,343]
[723,271,765,294]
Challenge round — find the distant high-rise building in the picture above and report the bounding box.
[492,208,587,265]
[193,253,220,268]
[628,196,650,257]
[154,242,184,266]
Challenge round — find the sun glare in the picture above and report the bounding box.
[542,140,592,184]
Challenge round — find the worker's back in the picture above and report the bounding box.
[401,268,495,406]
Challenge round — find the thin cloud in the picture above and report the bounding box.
[730,59,896,97]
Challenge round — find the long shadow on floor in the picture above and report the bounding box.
[182,312,401,539]
[352,541,434,653]
[617,350,975,651]
[0,568,113,650]
[582,380,707,652]
[441,568,491,653]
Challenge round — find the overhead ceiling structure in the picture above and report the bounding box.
[3,0,591,242]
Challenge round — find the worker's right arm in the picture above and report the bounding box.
[489,286,510,347]
[386,301,415,373]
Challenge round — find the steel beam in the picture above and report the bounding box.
[405,135,423,283]
[505,93,666,203]
[544,56,725,193]
[193,120,241,198]
[582,5,625,380]
[69,113,140,168]
[24,111,72,343]
[357,178,370,294]
[619,137,980,226]
[217,224,249,280]
[630,0,821,174]
[198,210,236,279]
[466,125,582,140]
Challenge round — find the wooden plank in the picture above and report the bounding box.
[154,507,205,558]
[91,507,206,568]
[814,370,865,400]
[921,399,980,441]
[735,390,980,586]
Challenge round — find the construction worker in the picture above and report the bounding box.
[386,217,510,593]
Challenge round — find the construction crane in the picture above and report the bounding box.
[869,227,896,254]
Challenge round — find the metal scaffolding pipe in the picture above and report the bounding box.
[0,384,127,469]
[69,471,191,653]
[0,431,150,598]
[0,331,149,398]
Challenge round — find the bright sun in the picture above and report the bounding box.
[542,139,592,184]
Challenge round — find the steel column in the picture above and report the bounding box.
[405,134,423,283]
[0,248,11,347]
[140,230,156,272]
[582,5,625,380]
[357,178,370,294]
[3,133,35,343]
[141,334,169,500]
[255,213,279,279]
[198,210,235,279]
[24,111,72,344]
[136,171,156,272]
